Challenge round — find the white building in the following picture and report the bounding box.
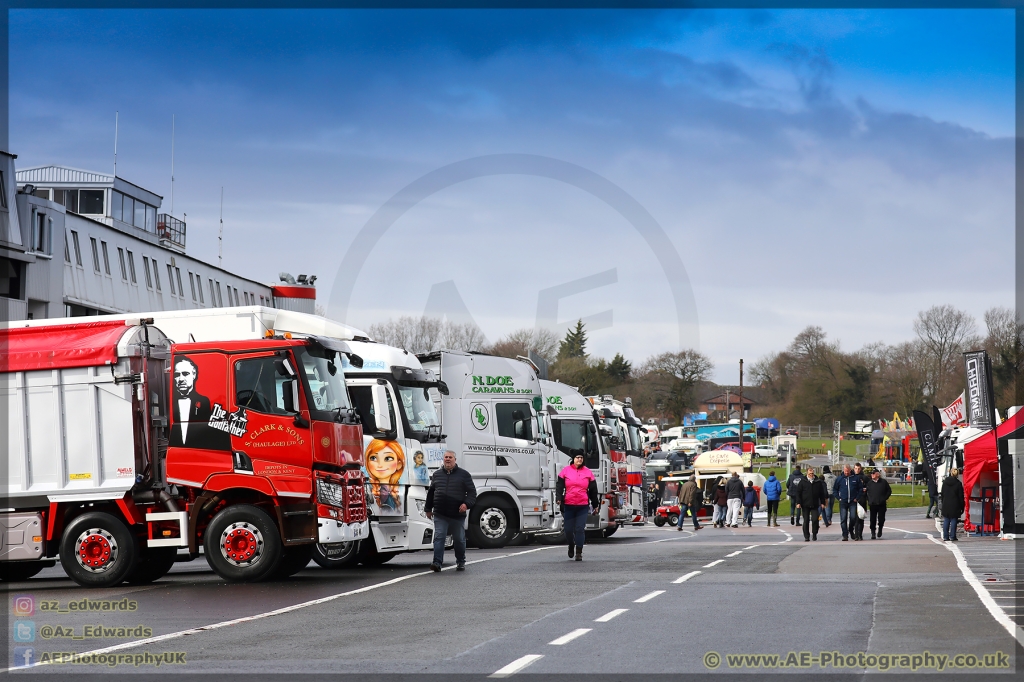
[0,159,314,321]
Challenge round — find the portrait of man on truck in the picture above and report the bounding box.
[365,438,406,512]
[170,355,230,450]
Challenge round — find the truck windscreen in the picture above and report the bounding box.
[295,347,351,414]
[397,385,440,439]
[552,419,600,471]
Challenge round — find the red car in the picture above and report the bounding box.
[653,502,711,527]
[785,429,799,436]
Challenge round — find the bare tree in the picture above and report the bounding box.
[487,328,559,363]
[636,350,714,424]
[984,307,1024,406]
[367,316,486,354]
[913,305,977,403]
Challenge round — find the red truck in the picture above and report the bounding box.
[0,319,368,587]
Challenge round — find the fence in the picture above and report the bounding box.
[779,425,824,437]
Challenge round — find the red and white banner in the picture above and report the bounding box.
[940,392,966,428]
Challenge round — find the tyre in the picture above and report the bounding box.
[203,505,282,582]
[311,541,361,569]
[273,544,314,578]
[653,516,666,527]
[0,560,53,582]
[603,525,618,538]
[59,512,138,588]
[667,514,679,526]
[362,550,398,566]
[125,548,177,585]
[467,499,517,549]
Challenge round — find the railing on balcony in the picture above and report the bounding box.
[157,214,186,250]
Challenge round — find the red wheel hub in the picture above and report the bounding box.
[78,534,113,568]
[223,528,259,562]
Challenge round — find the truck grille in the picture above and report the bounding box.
[316,478,345,507]
[316,471,367,523]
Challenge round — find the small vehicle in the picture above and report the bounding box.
[776,443,796,462]
[753,445,776,459]
[785,428,799,436]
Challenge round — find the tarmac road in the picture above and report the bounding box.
[3,508,1019,678]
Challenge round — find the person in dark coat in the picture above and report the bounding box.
[865,468,893,539]
[712,479,729,528]
[850,463,869,541]
[677,475,703,531]
[425,450,477,571]
[725,473,745,528]
[833,464,863,542]
[741,480,759,527]
[786,466,804,526]
[925,474,939,519]
[941,468,965,542]
[795,467,828,541]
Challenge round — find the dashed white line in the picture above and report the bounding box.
[549,628,592,645]
[673,571,701,584]
[743,545,758,550]
[490,654,544,677]
[725,551,742,557]
[634,590,665,603]
[703,559,724,568]
[595,608,629,622]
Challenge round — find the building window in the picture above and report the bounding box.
[196,274,204,303]
[91,238,101,272]
[70,231,82,266]
[79,190,104,215]
[188,271,197,301]
[101,241,110,275]
[0,170,6,208]
[243,291,250,305]
[111,191,122,222]
[166,264,176,295]
[64,232,70,262]
[126,250,137,284]
[117,247,127,280]
[152,259,161,291]
[216,281,223,307]
[0,257,23,298]
[56,189,79,213]
[146,205,156,233]
[233,287,240,306]
[209,279,216,306]
[175,268,184,299]
[134,200,145,230]
[142,256,153,288]
[33,212,49,253]
[121,195,133,225]
[259,295,264,306]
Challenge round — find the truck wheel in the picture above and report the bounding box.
[362,550,398,566]
[273,544,314,578]
[59,512,138,588]
[125,548,177,585]
[311,541,361,569]
[468,499,517,549]
[204,505,282,582]
[653,517,666,527]
[602,525,618,538]
[667,514,679,526]
[0,560,54,582]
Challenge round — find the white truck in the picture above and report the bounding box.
[418,350,559,548]
[588,395,647,526]
[541,380,620,536]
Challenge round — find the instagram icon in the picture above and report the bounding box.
[11,595,34,617]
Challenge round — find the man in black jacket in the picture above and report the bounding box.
[865,468,892,539]
[425,451,477,571]
[786,466,804,526]
[795,467,827,541]
[725,472,745,528]
[941,468,965,542]
[850,463,868,541]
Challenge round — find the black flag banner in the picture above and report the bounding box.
[913,410,941,485]
[963,350,996,430]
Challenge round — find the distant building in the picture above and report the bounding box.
[0,158,315,321]
[701,392,755,419]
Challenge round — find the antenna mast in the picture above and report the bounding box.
[218,187,224,266]
[170,114,175,214]
[113,111,119,177]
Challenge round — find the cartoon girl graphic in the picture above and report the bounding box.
[364,439,406,513]
[412,450,429,485]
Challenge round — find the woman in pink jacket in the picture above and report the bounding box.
[557,453,600,561]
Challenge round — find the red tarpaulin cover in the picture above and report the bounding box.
[961,408,1024,530]
[0,321,131,372]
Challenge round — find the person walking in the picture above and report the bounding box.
[851,463,868,541]
[925,474,939,519]
[425,450,477,572]
[712,478,729,528]
[742,480,759,527]
[725,472,744,528]
[763,471,782,526]
[865,468,892,539]
[833,464,863,542]
[941,468,965,542]
[821,465,837,528]
[795,467,827,541]
[677,475,703,531]
[786,466,804,526]
[557,453,599,561]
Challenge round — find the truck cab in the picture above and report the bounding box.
[588,395,647,526]
[419,350,557,548]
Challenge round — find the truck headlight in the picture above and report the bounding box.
[414,499,426,516]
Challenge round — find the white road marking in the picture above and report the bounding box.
[644,532,694,544]
[743,545,758,550]
[673,571,701,583]
[2,545,557,673]
[549,628,592,645]
[634,590,665,603]
[703,559,724,568]
[595,608,629,622]
[490,654,544,677]
[887,526,1024,648]
[725,551,742,557]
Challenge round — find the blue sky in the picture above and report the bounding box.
[9,9,1015,382]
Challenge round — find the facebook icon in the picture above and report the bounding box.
[13,647,35,667]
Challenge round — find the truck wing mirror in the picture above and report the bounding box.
[437,380,449,396]
[587,421,597,434]
[281,379,301,413]
[371,383,393,432]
